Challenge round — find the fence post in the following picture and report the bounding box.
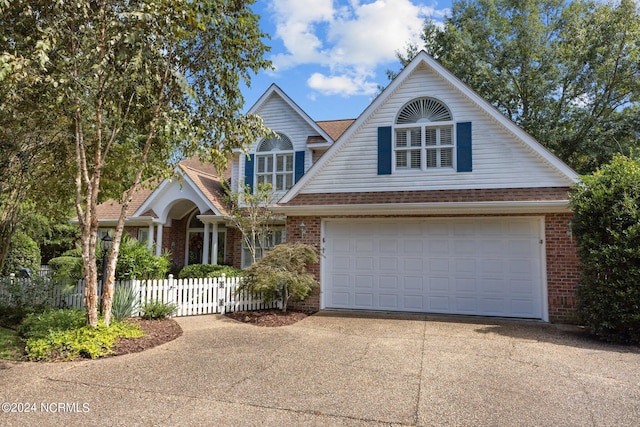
[167,274,178,316]
[132,279,141,317]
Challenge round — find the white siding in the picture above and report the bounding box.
[233,93,319,192]
[251,94,318,155]
[300,63,572,194]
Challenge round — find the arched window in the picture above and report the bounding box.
[256,133,294,191]
[394,97,454,170]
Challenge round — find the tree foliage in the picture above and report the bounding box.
[1,231,41,276]
[224,182,276,267]
[240,243,318,312]
[393,0,640,173]
[0,0,272,326]
[569,155,640,344]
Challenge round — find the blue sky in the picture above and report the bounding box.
[242,0,453,121]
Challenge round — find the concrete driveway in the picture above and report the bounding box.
[1,311,639,426]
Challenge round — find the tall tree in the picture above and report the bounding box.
[392,0,640,173]
[0,0,272,326]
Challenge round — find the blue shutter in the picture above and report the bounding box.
[377,126,392,175]
[244,154,255,192]
[456,122,472,172]
[294,150,305,182]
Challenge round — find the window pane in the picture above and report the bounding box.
[276,174,284,190]
[266,156,273,172]
[285,174,293,189]
[426,128,437,146]
[426,150,437,168]
[410,150,421,169]
[441,148,453,167]
[440,127,453,145]
[257,156,266,173]
[410,129,421,147]
[276,155,284,171]
[395,130,408,148]
[285,154,293,171]
[396,151,408,168]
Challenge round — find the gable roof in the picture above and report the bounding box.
[247,84,336,146]
[95,156,228,225]
[133,157,228,220]
[279,51,578,204]
[316,119,355,141]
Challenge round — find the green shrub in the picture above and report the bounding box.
[178,263,241,279]
[239,243,318,312]
[2,231,41,276]
[142,300,178,319]
[569,155,640,344]
[115,235,170,280]
[0,275,56,327]
[18,309,85,339]
[47,235,170,282]
[18,308,143,361]
[111,285,140,321]
[48,255,83,285]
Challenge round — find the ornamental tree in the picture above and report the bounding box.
[0,0,272,326]
[240,243,318,312]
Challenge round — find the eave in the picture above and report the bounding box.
[271,200,571,216]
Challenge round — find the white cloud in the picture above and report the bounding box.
[307,71,379,96]
[267,0,448,96]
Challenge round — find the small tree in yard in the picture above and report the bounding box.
[569,155,640,344]
[240,243,318,312]
[224,182,275,266]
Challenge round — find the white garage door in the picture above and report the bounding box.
[323,218,546,319]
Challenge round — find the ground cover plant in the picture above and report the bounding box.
[18,309,144,361]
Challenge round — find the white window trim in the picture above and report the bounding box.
[393,120,456,173]
[255,152,294,191]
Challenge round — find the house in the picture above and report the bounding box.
[96,51,580,323]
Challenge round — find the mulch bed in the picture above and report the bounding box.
[112,309,312,356]
[111,318,183,356]
[224,309,314,327]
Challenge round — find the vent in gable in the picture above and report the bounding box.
[396,97,452,124]
[258,133,293,151]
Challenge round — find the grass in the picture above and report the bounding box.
[0,327,24,361]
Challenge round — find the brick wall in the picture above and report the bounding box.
[284,213,580,323]
[545,212,580,323]
[286,216,322,312]
[226,227,243,269]
[162,218,187,269]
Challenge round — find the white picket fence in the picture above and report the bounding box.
[2,274,278,317]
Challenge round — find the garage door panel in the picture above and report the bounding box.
[354,293,374,308]
[379,239,399,253]
[379,294,399,309]
[331,274,351,289]
[379,276,399,289]
[355,257,374,271]
[324,218,544,319]
[330,291,351,306]
[403,276,424,290]
[429,295,451,311]
[379,257,398,271]
[404,295,424,310]
[404,258,423,272]
[429,277,450,291]
[355,275,374,289]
